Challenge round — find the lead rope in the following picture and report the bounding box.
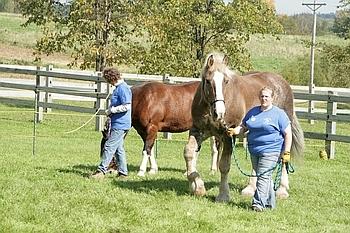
[223,121,294,191]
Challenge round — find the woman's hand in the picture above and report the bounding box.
[226,128,235,137]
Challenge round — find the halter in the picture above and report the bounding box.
[211,99,225,105]
[201,80,226,107]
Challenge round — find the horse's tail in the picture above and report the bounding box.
[291,112,305,159]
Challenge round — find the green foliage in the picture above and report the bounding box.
[18,0,282,76]
[133,0,282,77]
[333,8,350,39]
[318,42,350,88]
[1,102,350,232]
[279,39,350,88]
[18,0,140,71]
[277,15,299,35]
[277,13,333,36]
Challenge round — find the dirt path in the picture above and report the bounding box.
[0,43,71,66]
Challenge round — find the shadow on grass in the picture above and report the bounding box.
[58,163,250,209]
[61,163,185,178]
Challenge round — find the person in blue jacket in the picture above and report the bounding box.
[227,86,292,212]
[89,67,132,179]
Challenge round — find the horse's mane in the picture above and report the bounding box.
[200,52,236,80]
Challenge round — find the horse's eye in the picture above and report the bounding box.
[224,79,229,85]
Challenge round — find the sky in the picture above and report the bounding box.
[275,0,340,15]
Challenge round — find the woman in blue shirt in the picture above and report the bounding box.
[89,67,132,179]
[227,87,292,212]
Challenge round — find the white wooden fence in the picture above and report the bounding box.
[0,64,349,159]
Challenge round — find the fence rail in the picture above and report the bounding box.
[1,64,349,159]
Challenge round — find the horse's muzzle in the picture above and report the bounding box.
[211,100,226,122]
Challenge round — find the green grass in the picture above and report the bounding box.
[0,12,42,47]
[1,102,350,232]
[1,12,350,232]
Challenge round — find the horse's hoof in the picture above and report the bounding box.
[107,169,118,174]
[276,189,289,199]
[137,170,146,177]
[209,169,217,175]
[215,194,231,203]
[149,168,158,175]
[193,187,206,197]
[241,186,255,197]
[190,179,206,196]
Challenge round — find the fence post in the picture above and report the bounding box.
[162,73,173,84]
[45,65,53,113]
[95,72,105,131]
[308,83,315,124]
[35,66,44,122]
[325,90,337,159]
[162,73,172,139]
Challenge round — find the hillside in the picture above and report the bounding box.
[0,12,347,76]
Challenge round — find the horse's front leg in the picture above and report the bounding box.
[184,135,205,196]
[275,163,289,198]
[215,140,231,202]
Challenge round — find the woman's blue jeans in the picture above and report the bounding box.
[98,128,128,176]
[250,152,280,210]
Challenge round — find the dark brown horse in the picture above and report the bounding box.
[183,52,304,202]
[102,81,221,177]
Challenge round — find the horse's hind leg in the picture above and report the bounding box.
[275,163,289,198]
[209,136,221,174]
[137,125,159,177]
[242,166,290,198]
[138,149,149,177]
[241,169,257,197]
[138,146,158,176]
[148,146,158,175]
[107,155,118,174]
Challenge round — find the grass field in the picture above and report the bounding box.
[1,101,350,232]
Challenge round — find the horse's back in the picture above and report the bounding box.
[240,71,294,119]
[132,81,200,133]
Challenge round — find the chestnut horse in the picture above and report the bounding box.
[183,52,304,202]
[102,81,221,177]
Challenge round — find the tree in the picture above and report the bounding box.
[333,8,350,39]
[277,14,299,35]
[18,0,141,71]
[18,0,282,75]
[131,0,282,77]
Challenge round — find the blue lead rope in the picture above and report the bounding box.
[230,136,294,191]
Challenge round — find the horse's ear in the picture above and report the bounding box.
[223,55,230,65]
[207,54,214,68]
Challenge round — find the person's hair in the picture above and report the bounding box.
[102,67,121,84]
[260,86,274,97]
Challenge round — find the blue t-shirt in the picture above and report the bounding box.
[109,81,132,130]
[242,105,290,155]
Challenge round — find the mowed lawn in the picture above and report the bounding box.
[0,102,349,233]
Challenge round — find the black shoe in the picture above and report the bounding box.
[117,172,128,179]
